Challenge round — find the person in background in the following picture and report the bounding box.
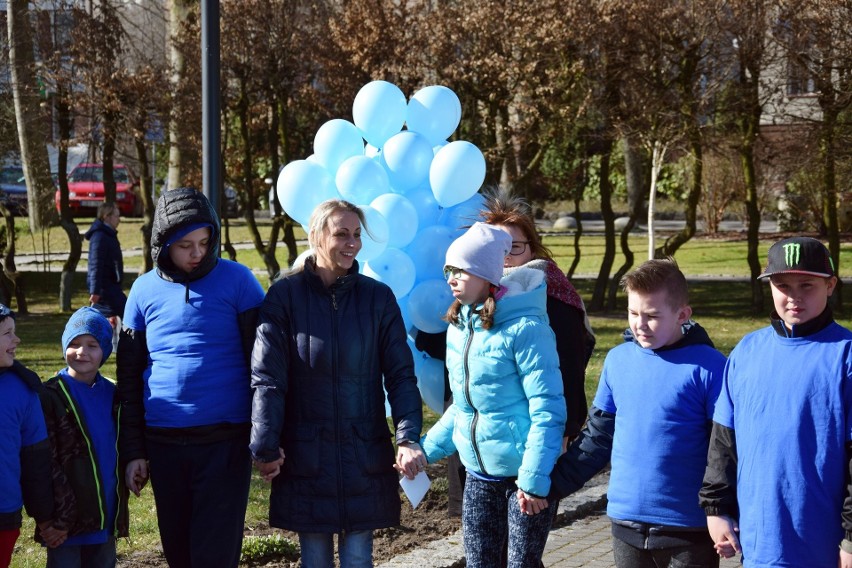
[0,303,65,567]
[117,188,265,568]
[40,307,128,567]
[480,190,594,444]
[86,202,126,349]
[419,222,566,568]
[251,198,424,567]
[533,258,725,567]
[700,237,852,568]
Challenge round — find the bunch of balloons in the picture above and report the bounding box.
[277,80,488,413]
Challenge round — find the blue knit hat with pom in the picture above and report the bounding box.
[62,307,113,366]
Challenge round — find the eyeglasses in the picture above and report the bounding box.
[443,266,465,281]
[509,241,530,256]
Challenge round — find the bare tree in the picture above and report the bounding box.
[7,0,56,231]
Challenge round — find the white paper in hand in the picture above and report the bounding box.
[399,471,431,509]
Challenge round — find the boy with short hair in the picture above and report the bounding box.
[530,258,726,567]
[700,236,852,568]
[40,307,128,567]
[0,303,64,567]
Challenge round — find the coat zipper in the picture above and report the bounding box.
[57,380,106,530]
[461,318,486,474]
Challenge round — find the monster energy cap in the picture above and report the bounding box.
[757,236,835,280]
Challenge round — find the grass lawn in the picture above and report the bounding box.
[7,218,852,566]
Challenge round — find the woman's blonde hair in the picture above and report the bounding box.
[286,199,371,276]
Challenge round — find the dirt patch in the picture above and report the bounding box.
[117,461,460,567]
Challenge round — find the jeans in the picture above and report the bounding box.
[298,530,373,568]
[611,535,720,568]
[46,537,116,568]
[147,435,252,568]
[462,476,553,568]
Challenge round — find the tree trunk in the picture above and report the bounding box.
[55,90,80,311]
[167,0,191,189]
[589,141,616,312]
[740,121,764,313]
[647,141,667,260]
[606,136,647,310]
[0,205,26,313]
[820,108,841,308]
[8,0,56,231]
[133,127,154,273]
[659,122,702,257]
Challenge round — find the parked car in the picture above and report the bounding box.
[0,165,28,215]
[55,163,142,217]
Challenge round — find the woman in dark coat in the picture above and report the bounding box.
[250,199,425,567]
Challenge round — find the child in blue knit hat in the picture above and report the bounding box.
[39,306,129,567]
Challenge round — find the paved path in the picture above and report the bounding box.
[379,471,743,568]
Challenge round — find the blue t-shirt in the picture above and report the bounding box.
[58,371,117,546]
[0,368,48,515]
[594,340,725,527]
[714,323,852,568]
[123,259,265,428]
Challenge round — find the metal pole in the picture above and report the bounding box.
[201,0,221,218]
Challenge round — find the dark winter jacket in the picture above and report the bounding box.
[39,375,129,540]
[85,219,125,318]
[250,258,423,533]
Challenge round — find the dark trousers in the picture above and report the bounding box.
[611,534,720,568]
[147,435,252,568]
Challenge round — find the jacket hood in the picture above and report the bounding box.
[622,320,715,352]
[151,187,220,283]
[461,266,548,327]
[84,219,116,241]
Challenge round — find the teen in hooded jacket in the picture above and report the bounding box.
[116,188,264,568]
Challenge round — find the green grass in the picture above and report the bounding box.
[7,223,852,565]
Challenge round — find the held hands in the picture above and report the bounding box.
[394,442,427,479]
[125,459,149,497]
[516,489,549,516]
[707,515,741,559]
[253,447,285,482]
[37,520,67,548]
[89,294,100,305]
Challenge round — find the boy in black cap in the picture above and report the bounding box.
[700,237,852,568]
[39,307,128,567]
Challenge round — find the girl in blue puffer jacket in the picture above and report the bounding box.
[419,222,566,568]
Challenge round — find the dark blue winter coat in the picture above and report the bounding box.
[249,258,422,533]
[85,219,125,318]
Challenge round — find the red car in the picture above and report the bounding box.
[55,163,142,217]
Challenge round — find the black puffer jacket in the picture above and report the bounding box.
[250,258,422,533]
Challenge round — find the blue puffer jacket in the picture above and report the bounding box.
[421,267,566,497]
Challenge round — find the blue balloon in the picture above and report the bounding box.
[407,279,453,334]
[313,119,365,174]
[276,160,339,226]
[370,193,419,248]
[363,248,417,298]
[359,205,389,262]
[353,81,407,148]
[404,224,456,282]
[430,141,486,207]
[381,131,433,192]
[406,85,462,146]
[405,184,443,227]
[336,156,390,205]
[439,192,487,237]
[412,349,446,414]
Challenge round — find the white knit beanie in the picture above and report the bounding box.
[444,222,512,286]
